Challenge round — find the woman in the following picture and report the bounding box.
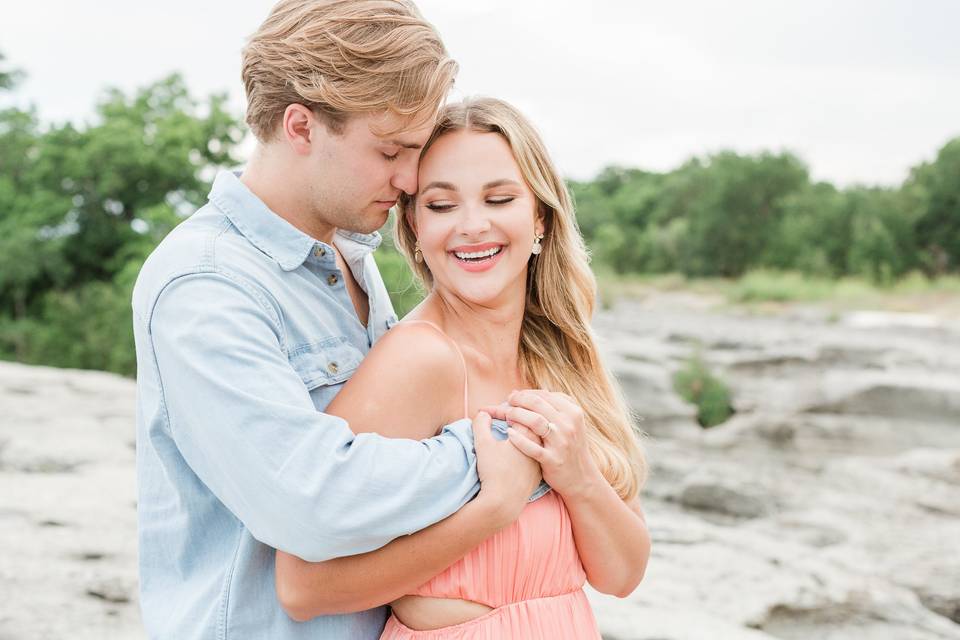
[276,97,651,638]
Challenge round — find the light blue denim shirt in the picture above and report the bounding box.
[132,171,484,639]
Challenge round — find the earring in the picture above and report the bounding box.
[531,233,545,256]
[414,240,423,263]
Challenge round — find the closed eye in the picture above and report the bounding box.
[425,202,456,212]
[487,196,515,205]
[382,152,399,162]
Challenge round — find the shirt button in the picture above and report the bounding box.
[327,273,338,286]
[327,362,339,374]
[315,246,326,257]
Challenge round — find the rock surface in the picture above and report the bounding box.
[1,295,958,639]
[0,362,140,639]
[589,298,960,640]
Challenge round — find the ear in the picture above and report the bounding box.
[281,104,318,156]
[535,204,547,237]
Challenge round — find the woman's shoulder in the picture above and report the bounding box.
[327,317,466,438]
[369,318,464,374]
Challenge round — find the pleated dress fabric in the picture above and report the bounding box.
[379,489,601,639]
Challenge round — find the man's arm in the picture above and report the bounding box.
[147,271,480,561]
[275,414,540,621]
[271,321,544,619]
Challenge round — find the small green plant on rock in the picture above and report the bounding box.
[673,350,735,428]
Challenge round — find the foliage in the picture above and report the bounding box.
[672,350,734,428]
[904,138,960,275]
[573,139,960,285]
[0,51,23,91]
[0,64,243,375]
[375,227,425,317]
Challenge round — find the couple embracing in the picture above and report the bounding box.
[132,1,651,638]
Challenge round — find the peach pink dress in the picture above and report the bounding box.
[379,321,601,640]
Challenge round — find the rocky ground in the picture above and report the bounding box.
[589,293,960,640]
[0,362,140,639]
[1,293,958,639]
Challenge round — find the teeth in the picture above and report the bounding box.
[454,246,502,260]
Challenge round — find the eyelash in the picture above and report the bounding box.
[425,197,516,212]
[382,153,399,162]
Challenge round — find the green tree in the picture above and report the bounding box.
[905,137,960,275]
[0,71,244,375]
[572,168,665,272]
[762,182,851,277]
[845,187,917,284]
[673,152,810,277]
[0,51,23,91]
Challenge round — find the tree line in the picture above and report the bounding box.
[0,61,957,376]
[570,147,958,283]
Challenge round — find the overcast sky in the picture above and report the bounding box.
[2,0,958,186]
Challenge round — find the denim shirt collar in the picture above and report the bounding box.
[208,170,381,272]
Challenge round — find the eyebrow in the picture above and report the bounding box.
[421,179,523,194]
[386,139,423,150]
[482,179,523,190]
[421,181,458,193]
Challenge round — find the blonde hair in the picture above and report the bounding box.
[241,0,457,141]
[396,98,648,500]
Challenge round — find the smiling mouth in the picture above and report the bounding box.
[452,246,503,262]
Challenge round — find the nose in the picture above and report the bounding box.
[391,156,419,196]
[458,202,492,237]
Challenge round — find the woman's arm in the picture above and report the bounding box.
[555,476,650,597]
[489,390,651,597]
[275,324,542,620]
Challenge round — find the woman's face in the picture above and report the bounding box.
[412,130,544,306]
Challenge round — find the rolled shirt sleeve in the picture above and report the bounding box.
[148,271,480,561]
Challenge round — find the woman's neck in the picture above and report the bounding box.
[422,281,527,375]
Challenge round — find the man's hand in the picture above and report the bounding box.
[489,389,604,501]
[471,411,542,528]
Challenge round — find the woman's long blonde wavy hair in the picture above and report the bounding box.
[396,97,647,500]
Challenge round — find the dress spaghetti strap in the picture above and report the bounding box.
[400,320,470,419]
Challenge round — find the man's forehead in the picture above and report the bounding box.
[366,111,435,147]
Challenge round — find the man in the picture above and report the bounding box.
[132,1,539,638]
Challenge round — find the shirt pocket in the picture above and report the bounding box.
[288,336,365,390]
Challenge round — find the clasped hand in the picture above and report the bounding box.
[483,389,602,500]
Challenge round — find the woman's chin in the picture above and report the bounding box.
[431,256,528,308]
[441,277,526,309]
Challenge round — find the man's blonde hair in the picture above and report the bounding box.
[241,0,457,141]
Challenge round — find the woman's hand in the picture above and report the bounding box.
[484,390,603,500]
[487,390,651,597]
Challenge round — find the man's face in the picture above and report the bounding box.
[305,111,435,235]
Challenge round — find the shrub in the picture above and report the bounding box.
[673,351,734,428]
